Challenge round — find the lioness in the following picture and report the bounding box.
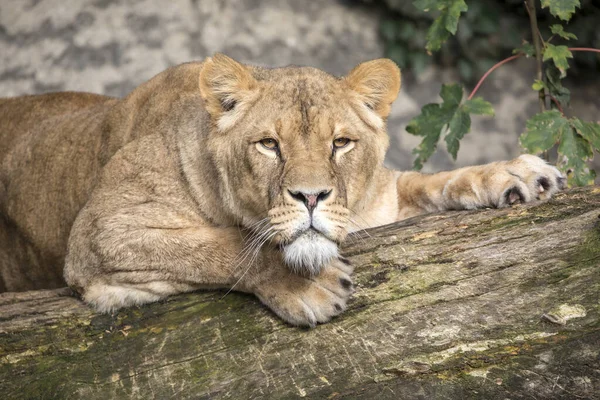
[0,54,565,326]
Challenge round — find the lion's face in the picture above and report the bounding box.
[199,55,400,275]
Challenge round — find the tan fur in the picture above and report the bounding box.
[0,55,564,326]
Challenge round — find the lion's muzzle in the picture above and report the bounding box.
[282,229,339,276]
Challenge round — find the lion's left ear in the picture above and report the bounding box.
[199,53,258,122]
[344,59,401,119]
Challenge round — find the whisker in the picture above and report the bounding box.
[252,217,270,228]
[246,217,271,233]
[346,211,373,238]
[247,231,276,272]
[230,226,274,273]
[347,209,375,236]
[341,216,370,245]
[342,232,359,246]
[223,230,277,298]
[240,229,272,261]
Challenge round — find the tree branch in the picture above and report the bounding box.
[525,0,547,113]
[1,187,599,399]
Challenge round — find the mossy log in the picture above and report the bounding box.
[1,187,600,399]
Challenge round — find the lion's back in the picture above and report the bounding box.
[0,92,113,162]
[0,92,118,290]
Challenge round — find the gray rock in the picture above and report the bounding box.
[1,0,598,177]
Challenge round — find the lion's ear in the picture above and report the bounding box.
[199,53,258,120]
[344,59,401,119]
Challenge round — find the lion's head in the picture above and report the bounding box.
[196,54,401,275]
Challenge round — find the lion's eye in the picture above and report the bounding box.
[260,138,278,150]
[333,138,351,149]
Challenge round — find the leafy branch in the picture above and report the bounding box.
[405,0,600,186]
[406,84,493,170]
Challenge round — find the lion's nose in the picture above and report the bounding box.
[288,189,332,213]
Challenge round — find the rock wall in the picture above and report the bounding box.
[1,0,598,174]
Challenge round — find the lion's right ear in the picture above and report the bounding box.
[199,54,258,124]
[344,59,401,119]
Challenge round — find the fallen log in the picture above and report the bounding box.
[1,186,599,399]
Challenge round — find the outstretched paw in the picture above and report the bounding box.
[498,155,566,207]
[254,258,354,327]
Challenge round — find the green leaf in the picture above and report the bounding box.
[520,110,569,154]
[543,44,573,77]
[571,118,600,152]
[407,84,494,169]
[426,15,452,52]
[521,111,597,186]
[462,98,495,115]
[445,108,471,159]
[558,125,595,186]
[407,102,450,169]
[440,83,463,108]
[532,79,546,91]
[444,0,468,35]
[406,103,451,137]
[541,0,580,21]
[546,64,571,107]
[512,41,536,57]
[560,124,593,160]
[417,0,468,52]
[411,127,442,170]
[407,85,458,169]
[550,24,578,40]
[569,169,597,186]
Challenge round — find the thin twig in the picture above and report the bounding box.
[569,47,600,53]
[468,47,600,99]
[467,54,523,100]
[549,95,565,115]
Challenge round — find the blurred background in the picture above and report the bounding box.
[1,0,599,173]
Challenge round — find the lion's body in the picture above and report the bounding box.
[0,64,205,291]
[0,56,565,326]
[0,92,115,290]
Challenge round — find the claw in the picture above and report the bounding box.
[339,257,351,266]
[537,177,550,193]
[506,186,525,205]
[340,278,353,290]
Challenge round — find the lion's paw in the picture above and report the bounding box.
[254,258,354,327]
[495,154,566,207]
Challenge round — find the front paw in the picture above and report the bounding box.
[254,258,354,327]
[497,154,566,207]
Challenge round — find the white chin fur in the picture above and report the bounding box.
[283,230,339,276]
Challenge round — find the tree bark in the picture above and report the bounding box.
[1,187,599,400]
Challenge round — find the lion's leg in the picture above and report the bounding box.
[65,213,250,310]
[0,214,64,291]
[82,281,195,312]
[395,155,566,219]
[65,204,353,326]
